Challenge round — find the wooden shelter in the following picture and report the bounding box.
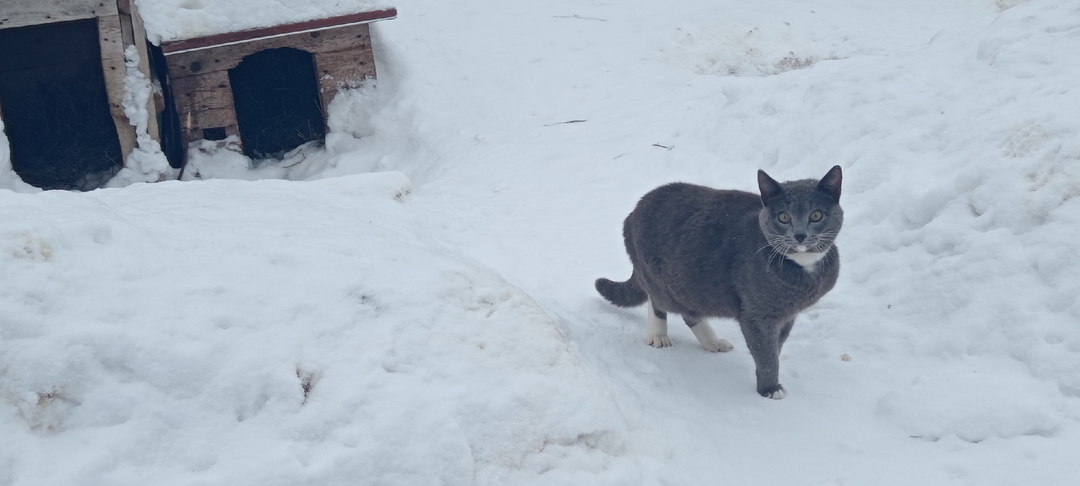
[0,0,396,189]
[0,0,157,190]
[154,7,397,161]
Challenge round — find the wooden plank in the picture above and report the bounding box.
[313,24,375,119]
[165,22,374,79]
[102,55,137,159]
[101,56,126,117]
[313,46,376,118]
[97,14,124,60]
[0,0,117,30]
[169,71,239,146]
[160,8,396,54]
[99,12,137,161]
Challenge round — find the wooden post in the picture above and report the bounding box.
[98,13,138,161]
[118,0,159,143]
[129,1,161,144]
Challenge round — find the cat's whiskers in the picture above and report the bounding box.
[816,231,838,241]
[822,245,840,266]
[763,235,794,271]
[769,248,783,269]
[754,240,777,257]
[805,235,838,266]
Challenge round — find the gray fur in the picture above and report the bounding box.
[595,166,843,398]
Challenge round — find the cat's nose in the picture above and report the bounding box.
[794,234,807,243]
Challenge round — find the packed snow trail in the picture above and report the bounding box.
[395,0,1080,484]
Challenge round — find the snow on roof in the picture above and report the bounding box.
[134,0,396,45]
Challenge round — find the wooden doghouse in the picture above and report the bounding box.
[154,7,397,160]
[0,0,157,190]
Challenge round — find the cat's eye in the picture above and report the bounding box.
[777,212,791,224]
[809,210,823,222]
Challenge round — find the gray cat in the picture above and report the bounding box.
[595,166,843,399]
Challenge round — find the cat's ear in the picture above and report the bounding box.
[816,165,842,203]
[757,170,785,203]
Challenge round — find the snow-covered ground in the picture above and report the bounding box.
[3,0,1080,484]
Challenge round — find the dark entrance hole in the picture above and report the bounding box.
[0,19,124,190]
[202,127,228,141]
[228,47,325,160]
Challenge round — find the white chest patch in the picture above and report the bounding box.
[785,251,827,271]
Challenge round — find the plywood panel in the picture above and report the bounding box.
[169,71,239,146]
[0,0,117,30]
[314,46,376,117]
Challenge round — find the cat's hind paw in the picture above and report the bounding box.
[646,335,672,348]
[701,339,734,353]
[758,384,786,400]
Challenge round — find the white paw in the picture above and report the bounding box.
[646,335,672,348]
[761,387,786,400]
[689,323,731,353]
[701,338,734,353]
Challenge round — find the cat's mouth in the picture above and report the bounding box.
[767,236,832,257]
[787,241,832,255]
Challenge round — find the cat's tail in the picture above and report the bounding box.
[595,273,648,307]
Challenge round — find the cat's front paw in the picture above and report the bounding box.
[701,339,734,353]
[646,335,672,348]
[758,384,786,400]
[689,324,732,353]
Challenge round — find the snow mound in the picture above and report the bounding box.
[834,0,1080,397]
[0,173,626,484]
